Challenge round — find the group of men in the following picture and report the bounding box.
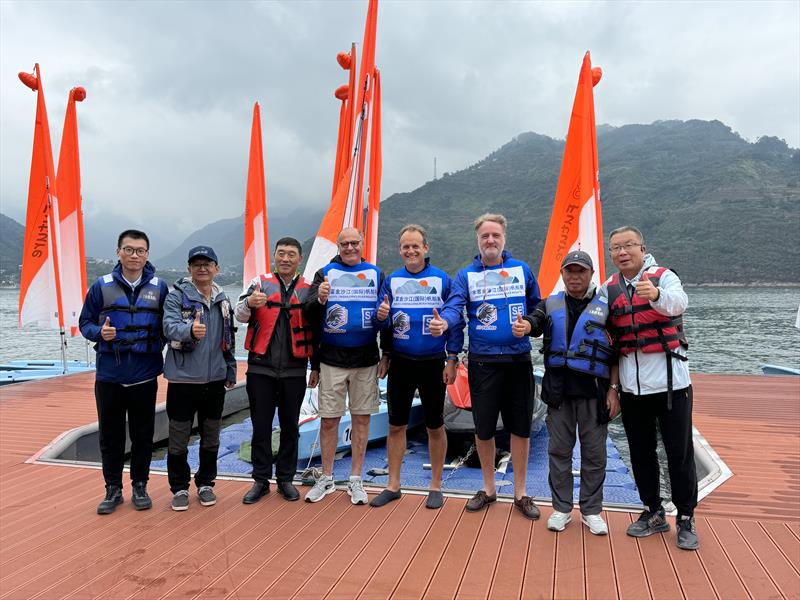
[79,214,699,551]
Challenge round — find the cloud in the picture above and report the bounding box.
[1,0,797,241]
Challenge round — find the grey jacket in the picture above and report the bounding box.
[163,278,237,384]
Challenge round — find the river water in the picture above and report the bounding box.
[1,285,798,372]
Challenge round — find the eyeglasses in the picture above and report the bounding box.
[338,240,361,248]
[189,262,213,270]
[120,247,148,257]
[609,242,642,254]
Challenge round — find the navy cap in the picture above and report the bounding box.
[187,246,218,264]
[561,250,593,270]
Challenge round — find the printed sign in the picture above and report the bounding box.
[390,276,443,309]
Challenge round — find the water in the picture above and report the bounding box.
[1,286,798,372]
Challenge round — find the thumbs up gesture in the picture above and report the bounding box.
[318,276,331,304]
[376,294,391,321]
[635,272,659,301]
[428,308,448,337]
[192,311,206,340]
[512,312,530,337]
[100,316,116,341]
[248,280,267,308]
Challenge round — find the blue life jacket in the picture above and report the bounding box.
[543,291,613,379]
[383,262,451,357]
[98,273,164,354]
[320,260,380,348]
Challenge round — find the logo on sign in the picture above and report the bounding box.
[476,302,497,330]
[361,307,375,329]
[508,303,524,323]
[325,304,348,331]
[393,311,411,339]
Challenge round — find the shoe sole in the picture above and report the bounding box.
[199,499,217,506]
[305,485,335,503]
[243,491,269,504]
[626,523,670,538]
[133,502,152,511]
[96,499,123,515]
[278,490,300,502]
[171,504,189,512]
[581,516,608,536]
[677,540,700,551]
[547,516,572,532]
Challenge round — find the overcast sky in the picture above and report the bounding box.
[1,0,798,243]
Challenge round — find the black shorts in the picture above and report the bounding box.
[468,359,534,440]
[387,356,446,429]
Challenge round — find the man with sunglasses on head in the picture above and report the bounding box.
[79,229,170,515]
[302,227,391,505]
[429,214,542,520]
[599,226,697,551]
[163,246,237,511]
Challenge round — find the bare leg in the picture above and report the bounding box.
[386,424,406,491]
[510,433,530,499]
[350,414,371,477]
[320,416,340,476]
[475,435,497,496]
[427,426,447,491]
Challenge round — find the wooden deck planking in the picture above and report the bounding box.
[1,372,799,599]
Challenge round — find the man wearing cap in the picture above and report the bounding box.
[80,229,170,514]
[513,250,617,535]
[162,246,237,511]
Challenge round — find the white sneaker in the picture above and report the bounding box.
[347,476,368,505]
[304,474,335,503]
[547,511,572,532]
[582,513,609,536]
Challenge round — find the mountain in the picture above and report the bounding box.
[376,120,800,283]
[0,214,24,284]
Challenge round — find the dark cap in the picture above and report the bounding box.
[561,250,593,270]
[187,245,218,264]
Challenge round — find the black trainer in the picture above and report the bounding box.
[242,481,270,504]
[677,516,699,550]
[131,482,152,510]
[627,507,670,537]
[97,485,123,515]
[277,481,301,502]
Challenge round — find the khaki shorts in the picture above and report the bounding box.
[318,363,380,418]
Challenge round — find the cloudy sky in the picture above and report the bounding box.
[1,0,798,244]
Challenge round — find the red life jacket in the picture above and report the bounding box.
[244,274,315,359]
[607,266,689,356]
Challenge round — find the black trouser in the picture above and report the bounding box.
[246,373,307,483]
[166,381,226,493]
[95,379,158,488]
[620,386,697,517]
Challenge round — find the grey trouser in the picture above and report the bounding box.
[547,396,608,515]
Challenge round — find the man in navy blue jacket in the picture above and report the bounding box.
[79,230,169,515]
[429,214,542,519]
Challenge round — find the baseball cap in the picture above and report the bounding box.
[187,246,218,264]
[561,250,593,270]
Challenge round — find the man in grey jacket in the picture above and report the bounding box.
[163,246,237,511]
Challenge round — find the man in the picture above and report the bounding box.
[513,250,618,535]
[162,246,237,511]
[302,227,390,505]
[599,225,698,550]
[236,237,319,503]
[429,214,542,519]
[369,225,464,510]
[79,229,169,514]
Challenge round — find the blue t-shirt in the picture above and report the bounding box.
[320,260,381,348]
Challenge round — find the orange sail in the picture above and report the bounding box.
[538,52,605,297]
[363,68,382,263]
[243,102,270,287]
[18,64,66,331]
[55,86,88,336]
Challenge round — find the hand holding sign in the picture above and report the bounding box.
[248,280,267,308]
[192,311,206,340]
[100,316,116,341]
[376,294,391,321]
[635,272,659,301]
[512,312,530,338]
[318,276,331,304]
[428,308,448,337]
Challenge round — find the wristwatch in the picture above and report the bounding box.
[609,383,621,393]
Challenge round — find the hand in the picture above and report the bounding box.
[606,388,620,419]
[191,312,206,340]
[511,313,530,338]
[224,380,236,389]
[428,308,448,337]
[100,316,116,341]
[318,276,331,304]
[443,361,457,385]
[635,272,659,301]
[248,280,267,308]
[376,294,391,321]
[377,355,390,379]
[307,369,320,388]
